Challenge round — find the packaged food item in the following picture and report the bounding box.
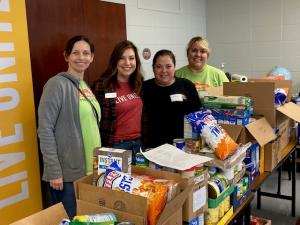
[102,168,168,225]
[73,213,117,224]
[186,112,238,160]
[93,147,132,185]
[204,207,219,224]
[135,152,149,168]
[274,88,287,107]
[223,196,230,213]
[203,95,251,110]
[173,138,185,151]
[218,200,225,219]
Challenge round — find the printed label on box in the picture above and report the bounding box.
[194,174,204,185]
[98,155,123,175]
[193,186,206,212]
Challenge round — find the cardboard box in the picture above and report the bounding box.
[10,203,68,225]
[182,170,208,222]
[183,214,204,225]
[264,138,280,172]
[93,147,132,185]
[223,80,300,128]
[221,117,276,147]
[74,166,192,225]
[10,200,143,225]
[251,216,272,225]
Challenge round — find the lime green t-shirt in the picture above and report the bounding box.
[176,64,229,88]
[79,80,101,175]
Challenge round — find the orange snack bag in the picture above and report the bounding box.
[101,169,168,225]
[186,112,238,160]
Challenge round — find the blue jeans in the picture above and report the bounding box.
[112,137,142,165]
[49,182,76,219]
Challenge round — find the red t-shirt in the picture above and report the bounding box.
[114,81,143,141]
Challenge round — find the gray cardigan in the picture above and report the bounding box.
[38,72,86,182]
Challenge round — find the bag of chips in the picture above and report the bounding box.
[186,112,238,160]
[101,167,168,225]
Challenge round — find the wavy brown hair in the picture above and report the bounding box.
[100,40,143,95]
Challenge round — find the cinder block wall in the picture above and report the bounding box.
[207,0,300,93]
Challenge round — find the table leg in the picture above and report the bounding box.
[292,149,296,217]
[257,188,261,209]
[277,166,282,195]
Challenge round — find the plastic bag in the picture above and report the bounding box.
[186,112,238,160]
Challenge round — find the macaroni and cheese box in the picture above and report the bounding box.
[93,147,132,185]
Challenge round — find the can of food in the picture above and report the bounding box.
[135,152,149,167]
[173,138,185,151]
[73,213,117,222]
[149,161,162,170]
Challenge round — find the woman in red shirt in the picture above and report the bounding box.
[93,40,143,164]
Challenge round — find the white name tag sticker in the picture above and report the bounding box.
[105,92,117,98]
[170,94,183,102]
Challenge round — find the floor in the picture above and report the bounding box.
[250,170,300,225]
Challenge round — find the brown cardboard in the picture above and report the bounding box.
[10,203,67,225]
[224,81,294,128]
[277,102,300,123]
[264,139,280,172]
[93,147,132,185]
[221,117,276,146]
[205,86,223,96]
[10,200,144,225]
[77,200,144,225]
[74,166,192,225]
[182,170,208,222]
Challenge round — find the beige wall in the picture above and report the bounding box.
[207,0,300,93]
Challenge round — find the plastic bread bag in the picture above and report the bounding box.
[102,166,168,225]
[185,112,238,160]
[274,88,288,107]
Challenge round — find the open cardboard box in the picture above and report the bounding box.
[182,169,208,222]
[221,117,276,147]
[74,166,193,225]
[10,200,143,225]
[223,80,300,128]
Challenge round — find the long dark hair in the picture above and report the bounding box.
[100,40,143,95]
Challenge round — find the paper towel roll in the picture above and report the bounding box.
[231,74,248,82]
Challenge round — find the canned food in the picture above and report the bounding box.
[149,161,162,170]
[173,138,185,151]
[135,152,149,167]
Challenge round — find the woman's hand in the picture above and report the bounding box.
[49,177,63,191]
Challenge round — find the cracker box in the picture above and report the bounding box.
[93,147,132,185]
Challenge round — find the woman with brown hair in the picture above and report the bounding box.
[93,40,143,163]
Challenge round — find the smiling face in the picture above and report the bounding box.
[187,41,209,72]
[153,55,175,86]
[65,40,94,78]
[117,48,136,82]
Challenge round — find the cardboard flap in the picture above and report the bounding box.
[77,182,148,217]
[224,82,275,108]
[249,79,292,100]
[220,124,243,142]
[277,102,300,122]
[205,86,223,96]
[10,203,67,225]
[157,182,193,225]
[77,200,145,225]
[245,117,276,146]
